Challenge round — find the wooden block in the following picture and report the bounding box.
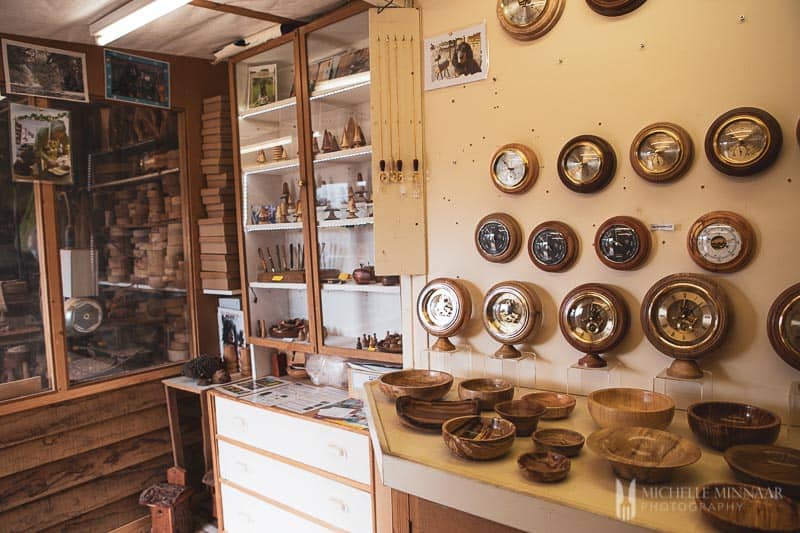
[201,149,230,160]
[201,111,229,121]
[200,270,239,280]
[203,101,228,114]
[201,196,234,207]
[200,157,234,166]
[198,216,237,225]
[198,224,237,238]
[201,118,228,130]
[200,241,238,255]
[200,187,233,197]
[201,165,232,175]
[203,205,235,215]
[200,253,238,263]
[201,260,239,273]
[201,135,229,145]
[201,278,241,290]
[201,127,231,137]
[204,172,233,182]
[203,95,229,105]
[201,142,232,152]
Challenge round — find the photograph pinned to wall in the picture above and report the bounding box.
[246,63,277,109]
[10,103,73,185]
[217,307,245,355]
[2,39,88,102]
[104,49,170,109]
[424,21,488,91]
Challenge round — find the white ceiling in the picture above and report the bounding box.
[0,0,349,59]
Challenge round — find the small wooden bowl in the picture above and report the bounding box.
[442,416,516,461]
[587,426,701,483]
[532,428,585,457]
[286,364,308,379]
[588,388,675,429]
[521,392,576,420]
[494,400,546,437]
[688,401,781,451]
[458,378,514,410]
[697,482,800,533]
[395,397,480,432]
[518,451,571,483]
[378,370,454,401]
[724,445,800,499]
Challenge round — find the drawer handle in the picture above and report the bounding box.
[329,497,350,514]
[327,443,348,459]
[232,416,247,428]
[235,461,249,473]
[237,511,253,523]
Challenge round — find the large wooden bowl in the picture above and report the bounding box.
[458,378,514,410]
[588,388,675,429]
[494,400,546,437]
[442,416,516,461]
[378,370,454,401]
[532,428,585,457]
[687,401,781,451]
[395,397,480,433]
[725,445,800,499]
[697,482,800,533]
[521,392,576,419]
[518,451,571,483]
[587,426,701,483]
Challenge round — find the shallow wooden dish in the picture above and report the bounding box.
[378,370,454,401]
[518,451,571,483]
[587,426,701,483]
[697,482,800,533]
[521,392,576,419]
[494,400,546,437]
[724,445,800,499]
[588,388,675,429]
[395,397,480,432]
[532,428,585,457]
[688,401,781,451]
[458,378,514,410]
[442,416,516,461]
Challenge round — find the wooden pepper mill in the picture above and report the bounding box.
[222,344,239,375]
[238,346,252,377]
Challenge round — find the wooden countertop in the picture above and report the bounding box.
[364,379,799,533]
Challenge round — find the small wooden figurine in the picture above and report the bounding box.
[256,149,267,164]
[346,187,358,219]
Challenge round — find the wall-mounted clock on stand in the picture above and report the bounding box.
[559,284,629,368]
[482,281,541,359]
[417,278,472,352]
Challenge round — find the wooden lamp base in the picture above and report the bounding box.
[493,343,522,359]
[666,359,703,379]
[577,353,607,368]
[431,336,457,352]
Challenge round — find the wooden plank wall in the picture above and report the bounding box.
[0,381,173,532]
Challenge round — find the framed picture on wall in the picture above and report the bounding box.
[10,103,73,185]
[217,307,245,355]
[104,49,170,109]
[424,21,488,91]
[246,63,277,109]
[2,39,88,102]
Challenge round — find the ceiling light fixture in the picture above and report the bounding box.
[90,0,192,46]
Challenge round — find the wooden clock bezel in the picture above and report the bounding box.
[594,216,651,270]
[585,0,647,17]
[705,107,783,177]
[630,122,693,183]
[559,283,629,367]
[417,277,473,352]
[496,0,565,41]
[687,210,755,273]
[767,283,800,372]
[490,143,539,194]
[482,281,541,358]
[474,213,522,263]
[558,135,617,193]
[527,220,579,272]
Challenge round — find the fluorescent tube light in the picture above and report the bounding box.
[240,136,293,154]
[90,0,192,46]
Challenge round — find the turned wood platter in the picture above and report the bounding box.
[725,445,800,499]
[688,401,781,451]
[588,388,675,429]
[395,397,480,433]
[442,416,516,461]
[378,369,454,401]
[697,482,800,533]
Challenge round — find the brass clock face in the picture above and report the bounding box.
[475,213,522,263]
[528,221,578,272]
[687,211,754,273]
[497,0,565,41]
[483,282,540,344]
[558,135,616,193]
[768,283,800,372]
[705,107,782,176]
[594,216,651,270]
[490,143,538,194]
[630,122,693,182]
[559,284,629,367]
[565,293,617,345]
[417,278,472,340]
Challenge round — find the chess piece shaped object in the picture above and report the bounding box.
[346,187,358,219]
[256,149,267,164]
[324,205,339,221]
[340,117,356,149]
[369,333,377,351]
[312,135,320,155]
[352,124,366,147]
[356,337,363,350]
[257,205,270,224]
[277,197,289,223]
[271,145,287,161]
[295,200,303,221]
[322,130,339,153]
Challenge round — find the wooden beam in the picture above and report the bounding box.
[40,494,148,533]
[189,0,299,25]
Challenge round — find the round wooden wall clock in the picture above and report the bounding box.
[490,143,539,194]
[497,0,565,41]
[705,107,783,176]
[527,221,579,272]
[687,211,755,273]
[594,216,651,270]
[475,213,522,263]
[641,273,728,379]
[767,283,800,372]
[630,122,693,182]
[586,0,646,16]
[417,278,472,352]
[482,281,541,359]
[558,135,617,193]
[559,283,629,368]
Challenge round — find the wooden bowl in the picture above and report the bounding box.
[588,388,675,429]
[378,370,454,401]
[517,451,571,483]
[532,428,585,457]
[521,392,576,419]
[688,401,781,451]
[724,445,800,499]
[697,482,800,533]
[395,397,480,432]
[458,378,514,410]
[587,426,701,483]
[442,416,516,461]
[494,400,546,437]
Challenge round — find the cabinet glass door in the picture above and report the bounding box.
[305,11,403,360]
[235,40,313,350]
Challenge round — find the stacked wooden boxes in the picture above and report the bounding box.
[198,95,240,292]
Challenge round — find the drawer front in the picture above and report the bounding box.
[215,396,371,485]
[220,482,333,533]
[219,440,373,533]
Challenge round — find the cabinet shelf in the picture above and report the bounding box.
[310,72,371,105]
[318,216,373,229]
[203,289,242,296]
[314,145,372,165]
[243,158,300,176]
[323,282,399,294]
[245,222,303,232]
[89,168,180,191]
[238,96,297,121]
[98,280,187,294]
[249,281,306,291]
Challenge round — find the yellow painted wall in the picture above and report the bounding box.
[416,0,800,415]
